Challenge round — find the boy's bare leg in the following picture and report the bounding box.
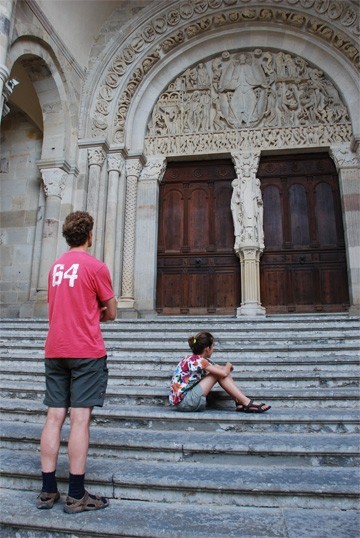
[68,407,92,474]
[40,407,67,472]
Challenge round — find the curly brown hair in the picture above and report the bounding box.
[62,211,94,247]
[188,332,214,355]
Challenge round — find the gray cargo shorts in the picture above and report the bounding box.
[176,382,206,412]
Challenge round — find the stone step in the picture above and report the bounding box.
[1,364,359,389]
[2,335,359,350]
[2,349,360,363]
[1,380,358,408]
[1,488,359,538]
[1,398,359,434]
[1,421,358,466]
[1,449,359,510]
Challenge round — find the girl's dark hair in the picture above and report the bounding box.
[62,211,94,247]
[188,331,214,355]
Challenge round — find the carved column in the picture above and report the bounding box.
[0,0,12,120]
[118,158,143,310]
[105,153,125,297]
[134,156,166,314]
[330,144,360,314]
[86,148,106,258]
[231,150,265,317]
[38,168,68,290]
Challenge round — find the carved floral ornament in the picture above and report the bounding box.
[90,0,359,142]
[144,48,353,155]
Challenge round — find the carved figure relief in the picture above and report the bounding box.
[147,49,349,137]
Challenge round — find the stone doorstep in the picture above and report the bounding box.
[1,422,359,462]
[1,450,359,508]
[1,489,359,538]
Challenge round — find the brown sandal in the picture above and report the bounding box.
[36,491,60,509]
[236,399,271,413]
[63,490,109,514]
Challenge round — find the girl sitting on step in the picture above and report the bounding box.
[169,331,271,413]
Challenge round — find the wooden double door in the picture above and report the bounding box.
[258,153,349,313]
[156,160,240,315]
[156,153,349,315]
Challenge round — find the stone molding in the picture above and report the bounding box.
[89,0,359,142]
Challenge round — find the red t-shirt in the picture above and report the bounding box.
[45,250,114,359]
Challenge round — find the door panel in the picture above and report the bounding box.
[259,153,349,313]
[156,160,239,315]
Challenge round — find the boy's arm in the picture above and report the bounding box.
[99,297,117,321]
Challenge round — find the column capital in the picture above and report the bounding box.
[88,147,106,167]
[126,158,143,177]
[330,144,359,170]
[140,156,166,183]
[40,168,68,198]
[107,153,125,173]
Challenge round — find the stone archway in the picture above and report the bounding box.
[6,40,79,316]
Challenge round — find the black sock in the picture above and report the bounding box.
[68,473,85,499]
[42,470,57,493]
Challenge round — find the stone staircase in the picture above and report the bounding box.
[0,314,359,537]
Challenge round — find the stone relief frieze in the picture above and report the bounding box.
[144,49,352,155]
[90,0,358,141]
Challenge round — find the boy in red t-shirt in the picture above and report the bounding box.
[37,211,116,514]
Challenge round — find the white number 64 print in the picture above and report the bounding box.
[52,264,79,287]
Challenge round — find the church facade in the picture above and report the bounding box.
[1,0,359,318]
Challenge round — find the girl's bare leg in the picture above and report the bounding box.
[200,373,263,407]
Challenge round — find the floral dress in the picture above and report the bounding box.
[169,354,213,406]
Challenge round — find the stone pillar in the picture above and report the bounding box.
[0,0,12,119]
[105,153,125,297]
[86,147,106,258]
[118,157,143,312]
[134,156,166,315]
[38,168,68,291]
[231,150,265,317]
[330,144,360,314]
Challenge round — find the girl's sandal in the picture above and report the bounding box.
[236,399,271,413]
[63,490,109,514]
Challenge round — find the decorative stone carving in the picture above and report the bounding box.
[121,159,144,302]
[231,151,263,250]
[107,153,125,173]
[91,0,358,140]
[140,156,167,182]
[145,48,352,155]
[88,148,106,166]
[41,168,68,198]
[330,145,360,169]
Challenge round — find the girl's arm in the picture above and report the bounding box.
[205,362,233,378]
